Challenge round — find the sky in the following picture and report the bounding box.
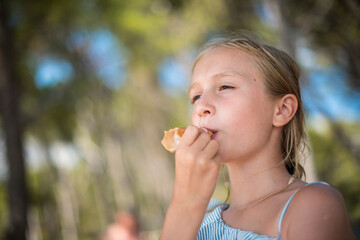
[34,29,126,90]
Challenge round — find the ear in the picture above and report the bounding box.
[273,94,298,127]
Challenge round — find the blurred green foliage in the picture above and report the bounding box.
[309,123,360,224]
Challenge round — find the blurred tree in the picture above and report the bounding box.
[0,0,107,238]
[274,0,360,168]
[0,0,28,239]
[1,0,359,239]
[280,0,360,87]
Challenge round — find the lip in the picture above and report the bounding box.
[210,132,217,140]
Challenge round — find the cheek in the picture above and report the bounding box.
[191,109,198,125]
[241,89,275,124]
[224,94,275,140]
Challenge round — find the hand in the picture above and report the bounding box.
[160,125,220,240]
[172,125,221,210]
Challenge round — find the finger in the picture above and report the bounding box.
[191,131,211,150]
[212,154,221,165]
[202,140,219,159]
[180,125,202,146]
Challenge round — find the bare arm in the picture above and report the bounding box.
[160,126,221,240]
[282,183,356,240]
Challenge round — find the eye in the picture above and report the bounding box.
[191,95,201,104]
[219,85,234,91]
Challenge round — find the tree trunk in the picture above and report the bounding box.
[0,1,28,240]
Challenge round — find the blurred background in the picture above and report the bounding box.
[0,0,359,239]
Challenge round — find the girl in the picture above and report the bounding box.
[160,35,355,239]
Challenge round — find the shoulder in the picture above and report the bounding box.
[281,182,355,240]
[292,182,344,207]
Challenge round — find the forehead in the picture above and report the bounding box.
[191,47,260,82]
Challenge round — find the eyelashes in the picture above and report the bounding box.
[219,85,234,91]
[190,85,235,104]
[191,95,201,104]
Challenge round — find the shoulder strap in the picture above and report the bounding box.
[277,181,329,238]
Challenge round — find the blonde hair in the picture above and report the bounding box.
[193,33,306,179]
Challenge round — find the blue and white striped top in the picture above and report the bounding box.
[197,182,328,240]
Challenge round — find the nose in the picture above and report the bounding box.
[195,94,215,117]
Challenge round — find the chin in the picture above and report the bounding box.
[217,146,236,161]
[218,150,246,164]
[217,152,233,164]
[220,158,235,164]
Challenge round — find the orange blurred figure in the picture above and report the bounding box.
[102,212,139,240]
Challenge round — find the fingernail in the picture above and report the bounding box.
[201,128,208,133]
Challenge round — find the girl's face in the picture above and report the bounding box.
[190,47,278,163]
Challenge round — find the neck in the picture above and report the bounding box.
[225,140,292,209]
[222,126,293,209]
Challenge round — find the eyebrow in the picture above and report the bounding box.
[213,71,246,79]
[188,83,199,95]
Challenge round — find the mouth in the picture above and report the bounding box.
[203,127,218,139]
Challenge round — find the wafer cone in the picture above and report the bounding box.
[161,127,185,153]
[161,127,213,153]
